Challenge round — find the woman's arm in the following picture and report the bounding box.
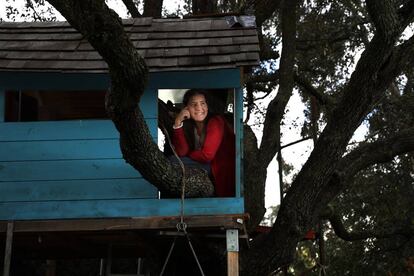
[172,127,189,156]
[189,116,224,163]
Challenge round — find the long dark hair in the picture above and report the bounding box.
[182,89,212,151]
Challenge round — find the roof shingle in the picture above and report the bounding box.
[0,16,260,73]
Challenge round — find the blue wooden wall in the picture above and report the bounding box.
[0,69,244,220]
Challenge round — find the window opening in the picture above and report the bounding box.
[4,90,107,122]
[158,89,236,197]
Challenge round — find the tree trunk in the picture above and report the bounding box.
[143,0,163,18]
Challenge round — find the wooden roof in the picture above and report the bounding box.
[0,16,260,73]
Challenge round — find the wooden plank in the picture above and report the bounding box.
[132,17,152,26]
[0,89,4,122]
[2,221,14,276]
[0,159,141,182]
[0,59,108,70]
[0,119,157,141]
[0,179,158,202]
[0,32,83,41]
[147,68,241,89]
[177,56,209,66]
[152,19,213,32]
[0,72,110,90]
[0,197,244,221]
[227,252,239,276]
[146,57,178,68]
[0,30,258,48]
[0,214,247,233]
[0,50,103,60]
[0,21,68,28]
[0,120,118,141]
[0,27,77,34]
[227,229,239,276]
[135,37,241,49]
[235,87,243,198]
[45,260,56,276]
[0,69,242,90]
[0,139,122,161]
[0,40,80,51]
[139,29,247,40]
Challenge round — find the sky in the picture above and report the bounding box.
[0,0,369,215]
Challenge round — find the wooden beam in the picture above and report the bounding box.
[0,214,247,233]
[0,89,4,122]
[45,260,56,276]
[2,221,14,276]
[227,252,239,276]
[226,229,239,276]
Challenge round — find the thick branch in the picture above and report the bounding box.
[398,0,414,29]
[253,0,282,26]
[243,3,414,274]
[243,124,267,231]
[322,208,414,241]
[121,0,141,18]
[366,0,400,39]
[258,0,297,166]
[340,127,414,179]
[143,0,163,18]
[242,1,299,274]
[257,28,280,61]
[294,73,334,106]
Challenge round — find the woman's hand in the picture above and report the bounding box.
[174,107,190,128]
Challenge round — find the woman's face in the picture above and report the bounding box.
[187,94,208,123]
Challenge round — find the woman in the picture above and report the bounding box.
[172,89,235,197]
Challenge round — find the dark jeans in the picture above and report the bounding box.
[168,155,211,175]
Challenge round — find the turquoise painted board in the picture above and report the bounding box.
[0,197,244,220]
[0,68,245,221]
[0,72,110,91]
[0,69,241,91]
[1,159,141,182]
[0,119,157,141]
[147,69,241,89]
[235,87,243,197]
[0,139,123,161]
[0,179,157,202]
[0,89,4,122]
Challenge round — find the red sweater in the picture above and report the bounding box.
[172,115,235,197]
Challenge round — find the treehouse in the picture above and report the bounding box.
[0,16,259,274]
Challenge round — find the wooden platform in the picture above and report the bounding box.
[0,214,246,233]
[0,215,247,260]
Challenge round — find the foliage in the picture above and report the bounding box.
[3,0,57,21]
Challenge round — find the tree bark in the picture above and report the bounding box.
[143,0,163,18]
[192,0,217,15]
[322,207,414,241]
[241,1,414,275]
[121,0,141,17]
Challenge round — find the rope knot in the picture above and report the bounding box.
[176,222,187,232]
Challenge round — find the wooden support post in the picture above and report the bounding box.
[226,229,239,276]
[45,260,56,276]
[99,259,105,276]
[3,221,14,276]
[105,244,112,276]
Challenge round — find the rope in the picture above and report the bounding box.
[159,236,177,276]
[160,126,205,276]
[163,126,186,226]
